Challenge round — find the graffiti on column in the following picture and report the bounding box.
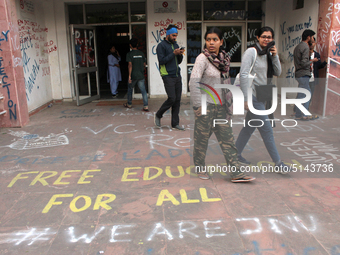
[0,30,17,121]
[317,3,338,54]
[18,19,56,101]
[330,4,340,56]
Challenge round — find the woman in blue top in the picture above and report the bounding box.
[107,45,122,98]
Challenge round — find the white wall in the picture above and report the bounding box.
[147,0,187,97]
[43,0,62,101]
[54,0,73,100]
[16,0,57,111]
[265,0,319,90]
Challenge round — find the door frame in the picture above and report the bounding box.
[70,25,100,106]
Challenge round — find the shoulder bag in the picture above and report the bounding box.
[233,47,257,87]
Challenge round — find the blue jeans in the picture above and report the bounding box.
[295,76,311,118]
[235,95,281,164]
[127,79,148,107]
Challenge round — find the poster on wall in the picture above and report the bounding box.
[154,1,177,13]
[74,29,95,68]
[18,0,35,20]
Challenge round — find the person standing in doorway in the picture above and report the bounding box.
[107,45,122,98]
[293,29,319,120]
[124,38,149,111]
[154,24,185,131]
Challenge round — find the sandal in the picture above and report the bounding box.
[197,172,210,180]
[308,115,319,120]
[231,175,256,183]
[295,116,310,121]
[123,103,132,108]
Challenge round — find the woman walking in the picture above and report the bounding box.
[235,26,290,173]
[189,27,255,182]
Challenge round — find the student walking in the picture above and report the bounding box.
[124,38,149,111]
[154,24,185,131]
[189,27,255,182]
[235,26,290,174]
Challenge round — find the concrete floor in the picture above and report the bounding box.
[0,98,339,255]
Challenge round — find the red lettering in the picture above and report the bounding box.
[325,186,340,198]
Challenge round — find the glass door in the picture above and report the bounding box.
[70,25,100,105]
[204,23,246,79]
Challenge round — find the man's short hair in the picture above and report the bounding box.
[129,38,138,48]
[302,29,315,41]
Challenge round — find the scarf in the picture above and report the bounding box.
[203,48,230,80]
[254,41,276,126]
[203,48,233,116]
[254,41,275,85]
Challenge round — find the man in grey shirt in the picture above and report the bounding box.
[293,29,319,120]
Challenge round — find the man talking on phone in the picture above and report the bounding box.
[154,24,186,131]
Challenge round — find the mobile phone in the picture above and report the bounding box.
[180,47,185,50]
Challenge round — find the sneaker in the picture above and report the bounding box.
[154,114,161,128]
[275,161,291,174]
[197,172,210,180]
[231,175,256,183]
[142,108,149,112]
[112,94,117,98]
[238,155,251,165]
[172,125,185,131]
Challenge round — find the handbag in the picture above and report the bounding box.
[255,84,276,102]
[233,48,257,87]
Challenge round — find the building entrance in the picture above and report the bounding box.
[67,2,147,103]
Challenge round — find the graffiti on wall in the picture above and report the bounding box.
[280,16,313,85]
[17,19,56,101]
[151,19,186,71]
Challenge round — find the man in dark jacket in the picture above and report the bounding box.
[293,29,319,120]
[309,40,327,103]
[154,24,185,131]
